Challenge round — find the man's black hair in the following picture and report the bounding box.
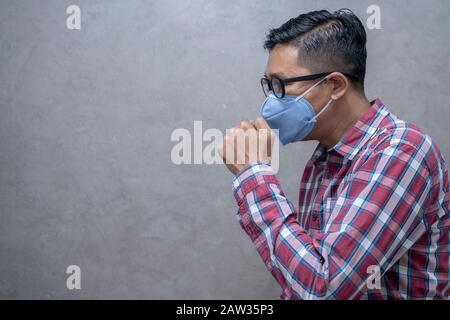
[264,9,367,91]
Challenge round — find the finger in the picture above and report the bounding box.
[254,117,270,131]
[236,120,256,131]
[254,117,273,143]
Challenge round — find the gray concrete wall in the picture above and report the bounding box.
[0,0,449,299]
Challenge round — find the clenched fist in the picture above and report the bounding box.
[218,117,275,175]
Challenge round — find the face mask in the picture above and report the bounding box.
[260,77,333,145]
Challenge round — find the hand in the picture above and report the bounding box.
[218,117,274,175]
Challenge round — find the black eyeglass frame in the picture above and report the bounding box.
[260,72,359,98]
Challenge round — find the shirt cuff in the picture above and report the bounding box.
[232,161,278,206]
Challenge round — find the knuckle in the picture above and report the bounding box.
[255,117,264,126]
[239,120,249,128]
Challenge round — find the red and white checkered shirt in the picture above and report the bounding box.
[232,98,449,299]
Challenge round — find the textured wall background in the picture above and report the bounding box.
[0,0,449,299]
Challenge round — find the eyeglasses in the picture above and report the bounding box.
[260,72,359,99]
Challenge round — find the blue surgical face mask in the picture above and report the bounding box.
[260,77,333,145]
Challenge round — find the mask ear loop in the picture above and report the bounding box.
[294,77,327,102]
[307,98,333,123]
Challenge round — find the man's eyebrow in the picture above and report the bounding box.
[264,72,287,78]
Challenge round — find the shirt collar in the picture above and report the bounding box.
[311,98,389,165]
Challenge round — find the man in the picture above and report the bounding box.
[219,9,449,299]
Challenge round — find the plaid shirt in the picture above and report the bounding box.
[232,98,449,300]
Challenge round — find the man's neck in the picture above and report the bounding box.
[319,94,371,149]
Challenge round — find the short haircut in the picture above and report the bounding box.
[264,9,367,91]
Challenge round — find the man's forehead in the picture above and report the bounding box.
[264,44,308,78]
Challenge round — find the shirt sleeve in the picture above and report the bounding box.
[232,142,434,299]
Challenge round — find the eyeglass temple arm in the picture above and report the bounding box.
[284,72,359,83]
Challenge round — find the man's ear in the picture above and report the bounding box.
[326,72,348,100]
